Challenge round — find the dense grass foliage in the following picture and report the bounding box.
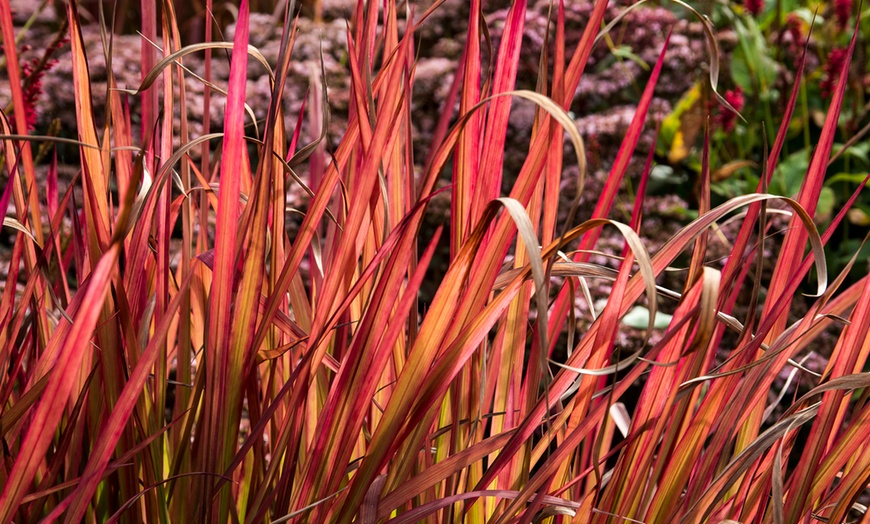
[1,0,869,522]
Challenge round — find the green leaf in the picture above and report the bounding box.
[731,17,778,95]
[621,305,673,330]
[772,149,810,196]
[659,84,703,151]
[611,45,650,71]
[826,172,870,186]
[834,142,870,165]
[816,187,836,220]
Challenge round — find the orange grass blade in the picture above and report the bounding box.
[784,245,870,519]
[0,245,119,521]
[452,0,483,252]
[58,268,197,523]
[472,0,527,222]
[0,1,41,246]
[301,225,441,520]
[475,194,825,494]
[734,19,858,505]
[197,0,251,517]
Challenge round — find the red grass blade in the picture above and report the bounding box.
[197,0,251,518]
[58,268,197,523]
[0,245,119,521]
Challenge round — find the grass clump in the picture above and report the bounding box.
[0,0,869,522]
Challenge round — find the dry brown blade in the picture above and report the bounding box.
[701,234,870,387]
[133,40,274,89]
[261,487,349,524]
[484,90,586,196]
[683,266,721,356]
[692,194,827,294]
[530,219,659,383]
[0,374,50,438]
[502,258,819,380]
[679,319,818,391]
[594,0,743,119]
[550,348,645,377]
[533,506,576,523]
[129,133,223,229]
[545,191,832,383]
[125,37,267,138]
[498,197,550,370]
[1,217,41,248]
[681,404,820,523]
[763,352,815,423]
[771,418,792,524]
[583,219,660,333]
[493,261,617,290]
[272,151,341,229]
[287,48,330,169]
[0,134,100,150]
[567,276,577,353]
[783,374,870,419]
[579,275,597,322]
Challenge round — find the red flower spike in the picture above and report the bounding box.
[745,0,764,16]
[821,47,849,98]
[835,0,852,29]
[715,87,745,132]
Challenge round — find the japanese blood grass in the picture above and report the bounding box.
[0,0,869,522]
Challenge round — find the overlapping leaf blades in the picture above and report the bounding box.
[0,1,867,523]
